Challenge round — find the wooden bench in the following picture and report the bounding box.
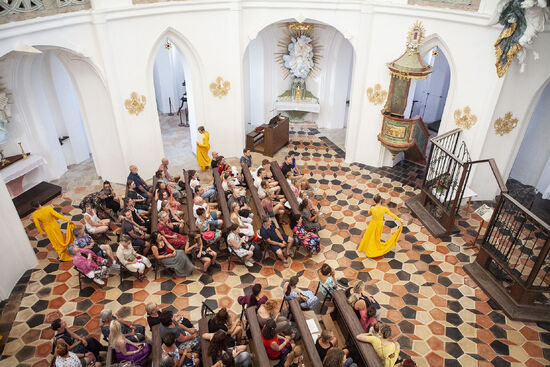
[288,299,323,367]
[332,290,382,367]
[151,323,161,367]
[199,316,213,367]
[269,161,300,217]
[245,306,271,367]
[183,170,198,234]
[212,169,232,232]
[151,175,159,231]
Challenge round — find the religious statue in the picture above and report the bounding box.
[291,78,306,103]
[492,0,549,77]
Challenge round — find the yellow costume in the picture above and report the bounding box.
[32,206,75,261]
[359,335,400,367]
[196,131,212,170]
[357,205,402,257]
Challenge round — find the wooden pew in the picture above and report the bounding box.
[241,162,267,225]
[105,345,113,367]
[332,290,383,367]
[212,169,232,232]
[151,323,161,367]
[183,169,198,234]
[151,175,159,232]
[245,306,271,367]
[288,298,323,367]
[198,317,213,367]
[269,161,300,216]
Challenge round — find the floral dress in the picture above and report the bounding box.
[293,224,320,254]
[157,222,187,249]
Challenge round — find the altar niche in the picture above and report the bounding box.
[152,39,195,163]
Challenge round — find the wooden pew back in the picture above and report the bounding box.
[241,163,267,227]
[199,317,213,367]
[151,323,161,367]
[212,169,232,232]
[269,161,300,216]
[151,176,159,232]
[183,170,198,234]
[332,290,383,367]
[288,299,323,367]
[245,306,271,367]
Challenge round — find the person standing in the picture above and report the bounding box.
[196,126,212,171]
[32,200,74,261]
[357,194,403,258]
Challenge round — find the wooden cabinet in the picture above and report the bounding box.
[246,116,289,157]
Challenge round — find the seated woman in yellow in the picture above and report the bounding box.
[31,200,74,261]
[357,194,402,257]
[357,324,400,367]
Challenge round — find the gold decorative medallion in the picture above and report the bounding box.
[494,112,518,136]
[432,49,439,57]
[164,41,172,50]
[454,106,477,130]
[366,84,387,106]
[210,77,230,98]
[125,92,146,116]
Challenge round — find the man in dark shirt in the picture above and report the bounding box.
[240,148,252,168]
[259,216,293,266]
[280,155,293,177]
[227,188,253,219]
[211,151,219,169]
[128,165,151,198]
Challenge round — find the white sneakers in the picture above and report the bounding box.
[245,261,254,267]
[93,278,105,285]
[111,262,120,269]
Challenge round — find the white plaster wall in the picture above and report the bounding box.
[537,157,550,196]
[153,44,186,115]
[245,36,265,126]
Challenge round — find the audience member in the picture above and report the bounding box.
[237,284,268,308]
[356,324,400,367]
[160,200,186,234]
[128,165,152,198]
[261,319,292,367]
[283,275,319,310]
[230,203,254,237]
[116,234,152,280]
[72,227,117,267]
[160,355,177,367]
[84,203,110,235]
[126,180,150,212]
[227,223,255,267]
[51,339,102,367]
[260,216,294,266]
[257,299,291,334]
[158,212,188,249]
[185,235,217,273]
[159,157,181,184]
[299,198,321,232]
[156,169,183,200]
[193,196,221,224]
[209,330,251,367]
[162,331,200,367]
[217,156,232,176]
[315,329,338,362]
[347,281,381,320]
[159,310,200,350]
[213,351,235,367]
[151,231,195,277]
[318,264,336,297]
[322,349,346,367]
[283,154,311,190]
[51,318,105,361]
[262,191,285,221]
[99,180,121,213]
[109,320,151,366]
[125,198,151,232]
[196,207,222,245]
[121,209,151,254]
[156,182,182,212]
[284,345,304,367]
[68,245,109,285]
[227,188,253,220]
[189,170,216,200]
[292,214,320,255]
[240,149,252,168]
[362,306,377,333]
[146,302,161,330]
[211,152,220,169]
[208,308,244,345]
[100,308,146,343]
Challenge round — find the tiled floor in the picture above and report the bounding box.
[1,124,550,366]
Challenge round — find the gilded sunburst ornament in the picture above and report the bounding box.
[454,106,477,130]
[210,77,230,98]
[366,84,387,106]
[125,92,146,116]
[494,112,518,136]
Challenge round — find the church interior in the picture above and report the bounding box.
[0,0,549,366]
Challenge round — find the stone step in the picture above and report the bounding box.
[405,195,447,238]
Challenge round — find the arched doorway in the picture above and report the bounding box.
[243,20,355,153]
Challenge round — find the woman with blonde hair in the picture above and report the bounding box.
[284,345,304,367]
[346,281,381,321]
[257,299,291,334]
[110,320,151,366]
[50,339,101,367]
[356,324,400,367]
[230,203,254,237]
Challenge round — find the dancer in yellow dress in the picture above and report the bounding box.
[196,126,212,171]
[357,194,403,257]
[31,201,75,261]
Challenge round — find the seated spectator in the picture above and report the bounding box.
[161,354,177,367]
[116,234,152,280]
[356,324,400,367]
[72,227,118,267]
[211,151,220,169]
[260,216,294,266]
[156,182,182,212]
[258,180,268,200]
[315,329,337,362]
[67,245,109,285]
[84,203,110,235]
[318,264,337,297]
[110,320,151,366]
[240,148,252,168]
[196,207,222,245]
[189,170,216,201]
[362,306,377,333]
[51,318,105,361]
[323,349,347,367]
[227,223,255,267]
[121,209,151,255]
[160,200,185,234]
[237,283,268,308]
[159,157,181,184]
[227,188,253,220]
[261,319,292,367]
[159,310,200,351]
[283,275,319,310]
[209,330,251,367]
[193,196,221,224]
[51,339,102,367]
[158,212,188,249]
[284,345,303,367]
[185,235,217,273]
[125,198,151,232]
[213,351,235,367]
[163,331,200,367]
[299,198,321,232]
[292,214,320,255]
[100,308,146,343]
[230,203,254,237]
[254,159,273,179]
[156,169,183,200]
[208,308,244,345]
[282,154,311,190]
[217,156,232,176]
[128,165,152,199]
[151,231,195,277]
[262,191,285,221]
[126,180,150,212]
[347,281,381,320]
[146,302,161,330]
[255,168,280,196]
[290,178,301,198]
[99,180,121,213]
[257,299,291,334]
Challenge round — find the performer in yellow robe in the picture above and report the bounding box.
[357,194,403,258]
[196,125,212,171]
[32,201,75,261]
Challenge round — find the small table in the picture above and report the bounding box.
[0,155,46,198]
